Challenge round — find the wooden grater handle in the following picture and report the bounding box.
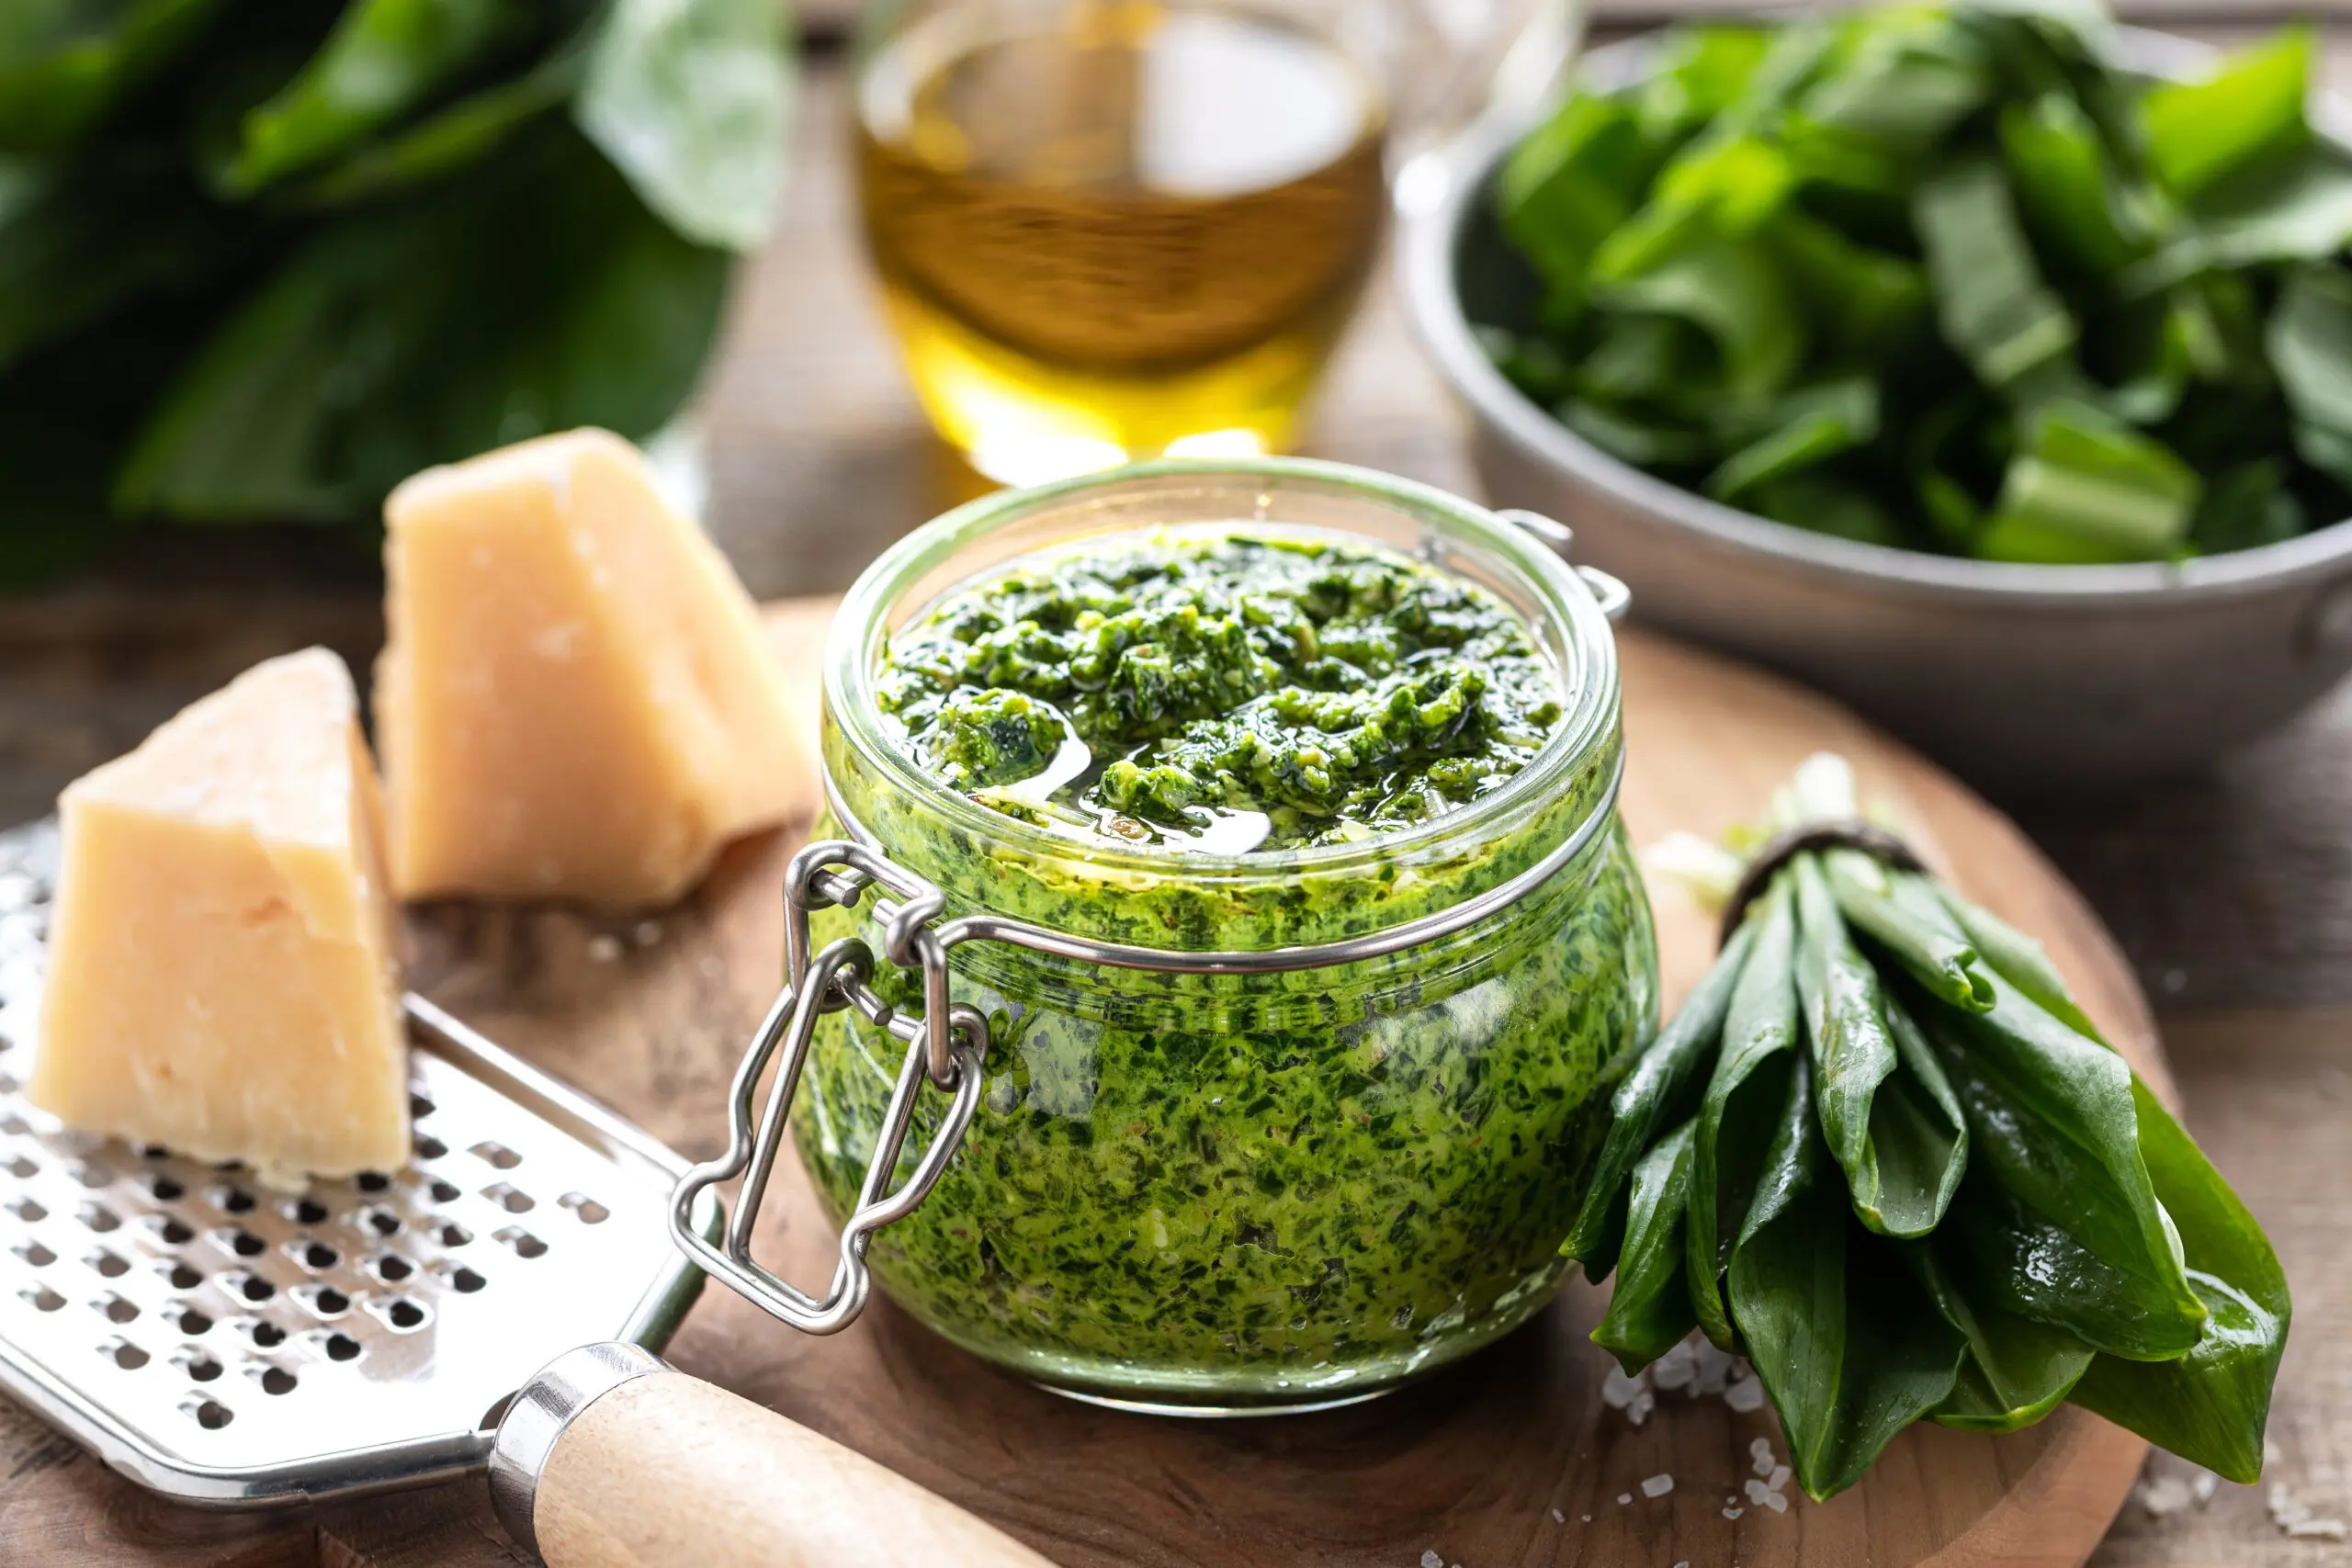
[492,1345,1055,1568]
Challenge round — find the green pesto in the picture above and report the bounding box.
[794,526,1657,1408]
[876,532,1566,851]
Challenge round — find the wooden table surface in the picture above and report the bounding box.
[5,13,2350,1565]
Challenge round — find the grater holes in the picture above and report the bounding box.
[367,1295,430,1332]
[11,1240,53,1267]
[7,1197,43,1223]
[289,1197,328,1225]
[148,1175,185,1201]
[222,1272,275,1304]
[176,1348,222,1381]
[175,1306,213,1336]
[251,1364,298,1396]
[482,1184,532,1213]
[185,1397,233,1430]
[0,1071,16,1093]
[72,1161,112,1189]
[448,1266,486,1293]
[213,1185,256,1215]
[437,1223,471,1247]
[144,1214,195,1246]
[355,1171,391,1193]
[359,1206,401,1237]
[298,1242,339,1271]
[1,1115,28,1136]
[559,1192,609,1224]
[229,1229,266,1258]
[96,1294,138,1325]
[78,1202,119,1234]
[104,1338,148,1371]
[494,1226,547,1259]
[470,1141,522,1170]
[246,1320,286,1348]
[21,1285,62,1312]
[163,1262,202,1291]
[415,1135,448,1160]
[368,1253,413,1284]
[410,1092,435,1120]
[142,1145,170,1160]
[85,1249,128,1279]
[2,1155,33,1179]
[315,1330,363,1362]
[294,1284,349,1317]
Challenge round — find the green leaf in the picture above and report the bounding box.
[2268,265,2352,438]
[1687,876,1800,1350]
[1591,1121,1702,1371]
[2070,1078,2289,1483]
[1591,135,1796,285]
[1826,856,1992,1012]
[2128,149,2352,292]
[1568,920,1755,1278]
[1793,856,1965,1238]
[1706,378,1877,503]
[0,154,251,376]
[1913,1238,2095,1432]
[1632,26,1773,142]
[2143,28,2311,200]
[1746,473,1906,547]
[2190,459,2304,556]
[1727,1050,1965,1501]
[288,40,585,209]
[1915,158,2079,394]
[0,0,225,152]
[1933,884,2102,1041]
[1594,236,1804,400]
[1795,13,1987,152]
[116,121,727,522]
[1558,400,1714,469]
[1919,975,2209,1361]
[1999,94,2135,279]
[215,0,527,197]
[1497,92,1654,326]
[575,0,791,252]
[1977,400,2200,564]
[1762,212,1926,361]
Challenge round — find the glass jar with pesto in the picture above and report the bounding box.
[709,458,1657,1413]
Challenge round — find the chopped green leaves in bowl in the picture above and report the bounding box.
[1482,3,2352,564]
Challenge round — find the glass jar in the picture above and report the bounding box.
[792,457,1656,1413]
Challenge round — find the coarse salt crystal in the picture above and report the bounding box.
[1653,1341,1698,1391]
[1745,1480,1775,1506]
[632,919,662,946]
[1724,1377,1767,1414]
[1722,1506,1744,1520]
[1764,1493,1789,1515]
[1643,1474,1675,1498]
[1751,1438,1776,1476]
[587,933,623,962]
[1422,1551,1444,1568]
[2290,1518,2350,1540]
[1769,1466,1791,1494]
[1550,1509,1565,1524]
[1627,1389,1657,1427]
[2191,1471,2220,1506]
[1601,1366,1646,1409]
[2136,1476,2195,1518]
[1618,1494,1634,1506]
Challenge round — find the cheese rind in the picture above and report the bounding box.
[29,649,409,1183]
[379,428,804,908]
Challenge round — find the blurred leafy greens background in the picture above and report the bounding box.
[0,0,792,584]
[1481,2,2352,563]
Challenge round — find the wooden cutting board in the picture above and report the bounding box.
[4,604,2160,1568]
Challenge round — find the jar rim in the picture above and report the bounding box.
[823,456,1623,888]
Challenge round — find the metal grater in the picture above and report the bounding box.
[0,820,715,1507]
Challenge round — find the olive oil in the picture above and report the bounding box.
[856,2,1387,484]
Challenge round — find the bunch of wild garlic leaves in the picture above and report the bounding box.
[0,0,791,581]
[1487,3,2352,562]
[1575,756,2287,1500]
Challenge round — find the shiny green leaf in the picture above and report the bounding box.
[1706,378,1877,503]
[1915,157,2078,393]
[1687,876,1800,1350]
[1914,1238,2094,1431]
[1591,1121,1701,1371]
[1933,884,2102,1041]
[2070,1079,2289,1483]
[2143,28,2311,200]
[1594,236,1804,400]
[1727,1050,1966,1500]
[1569,921,1755,1278]
[575,0,791,252]
[0,0,224,152]
[1977,400,2199,564]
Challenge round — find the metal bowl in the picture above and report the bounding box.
[1397,27,2352,793]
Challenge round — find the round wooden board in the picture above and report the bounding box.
[390,606,2158,1568]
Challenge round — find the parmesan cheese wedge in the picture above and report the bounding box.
[378,428,805,908]
[29,649,408,1183]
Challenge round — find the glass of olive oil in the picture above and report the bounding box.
[855,0,1392,485]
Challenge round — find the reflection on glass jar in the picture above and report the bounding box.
[854,0,1391,485]
[792,459,1658,1413]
